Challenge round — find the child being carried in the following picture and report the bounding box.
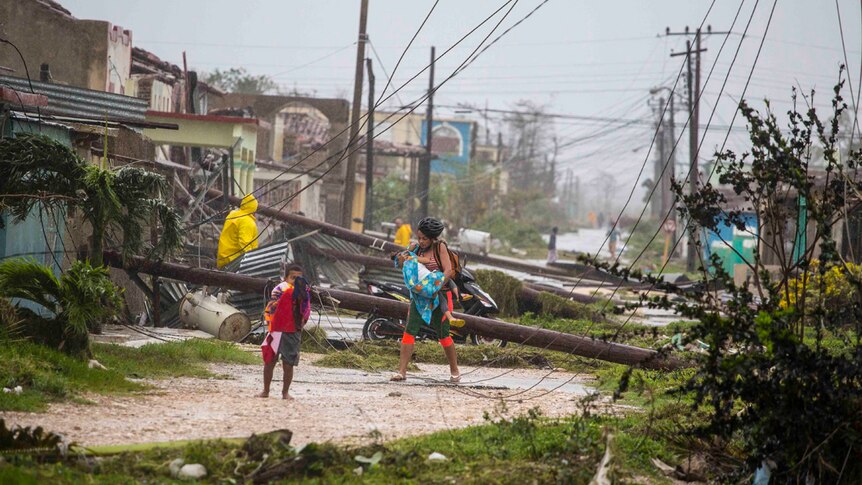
[395,251,463,326]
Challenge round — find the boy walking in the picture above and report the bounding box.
[258,264,310,400]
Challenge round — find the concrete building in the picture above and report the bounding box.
[209,93,351,224]
[372,111,477,175]
[143,111,259,196]
[0,0,131,94]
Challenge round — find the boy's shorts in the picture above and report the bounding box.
[277,331,302,366]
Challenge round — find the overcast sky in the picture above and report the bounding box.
[63,0,862,215]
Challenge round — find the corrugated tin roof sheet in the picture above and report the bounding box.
[0,75,148,122]
[151,228,401,325]
[225,241,293,318]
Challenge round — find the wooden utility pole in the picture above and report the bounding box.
[363,57,375,231]
[416,46,435,221]
[669,30,703,272]
[652,96,666,220]
[493,131,503,210]
[341,0,370,229]
[103,252,681,370]
[665,91,676,220]
[206,188,628,281]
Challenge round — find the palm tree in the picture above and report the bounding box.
[0,259,122,357]
[0,133,182,265]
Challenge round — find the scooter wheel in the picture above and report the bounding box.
[363,317,397,341]
[470,333,508,348]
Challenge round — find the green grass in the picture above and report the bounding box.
[0,340,143,412]
[0,408,684,484]
[0,338,258,412]
[311,314,699,376]
[93,338,257,379]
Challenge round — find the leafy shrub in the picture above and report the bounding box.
[780,260,862,325]
[598,78,862,482]
[0,259,123,357]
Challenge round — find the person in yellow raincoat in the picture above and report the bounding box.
[393,217,412,247]
[217,194,259,268]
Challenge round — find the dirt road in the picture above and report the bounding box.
[3,356,597,448]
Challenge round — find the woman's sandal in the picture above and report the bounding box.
[449,374,461,383]
[390,374,407,382]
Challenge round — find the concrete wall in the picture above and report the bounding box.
[211,94,350,224]
[105,25,132,94]
[0,0,126,92]
[253,168,325,221]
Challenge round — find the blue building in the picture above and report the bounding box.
[420,120,474,174]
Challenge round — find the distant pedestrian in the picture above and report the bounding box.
[547,227,558,264]
[587,211,597,228]
[393,217,412,247]
[598,212,606,229]
[607,222,621,260]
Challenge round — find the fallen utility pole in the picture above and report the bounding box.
[208,188,623,282]
[103,251,683,370]
[321,287,680,370]
[305,245,613,308]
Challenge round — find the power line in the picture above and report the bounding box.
[477,1,732,403]
[192,0,520,234]
[211,0,530,263]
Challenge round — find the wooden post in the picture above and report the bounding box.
[103,251,683,370]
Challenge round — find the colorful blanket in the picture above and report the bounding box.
[401,252,444,325]
[261,331,283,364]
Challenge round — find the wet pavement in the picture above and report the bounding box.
[3,357,599,448]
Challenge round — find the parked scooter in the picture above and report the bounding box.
[361,268,506,346]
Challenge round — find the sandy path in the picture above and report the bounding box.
[2,356,598,448]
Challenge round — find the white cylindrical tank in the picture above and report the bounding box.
[458,228,491,255]
[179,291,251,342]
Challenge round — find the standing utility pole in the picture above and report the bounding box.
[667,25,727,272]
[651,96,667,220]
[363,58,375,232]
[341,0,370,228]
[416,46,435,221]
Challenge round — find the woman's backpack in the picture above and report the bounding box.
[432,241,464,279]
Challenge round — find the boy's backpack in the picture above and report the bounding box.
[432,241,464,279]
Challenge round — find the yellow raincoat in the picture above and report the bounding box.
[394,223,412,247]
[217,194,259,268]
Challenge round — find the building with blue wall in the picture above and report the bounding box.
[420,120,474,174]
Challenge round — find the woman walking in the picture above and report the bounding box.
[391,217,461,383]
